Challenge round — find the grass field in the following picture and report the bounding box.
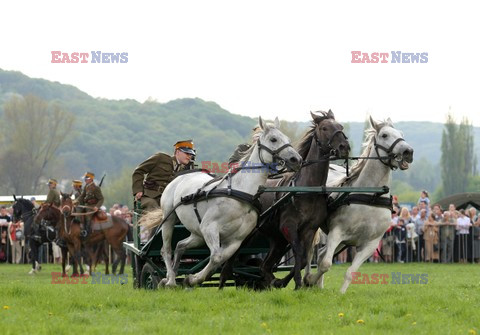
[1,262,479,334]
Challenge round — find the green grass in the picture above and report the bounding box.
[1,262,479,334]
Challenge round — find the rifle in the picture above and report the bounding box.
[98,173,107,187]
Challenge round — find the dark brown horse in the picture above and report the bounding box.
[34,200,84,276]
[221,110,350,289]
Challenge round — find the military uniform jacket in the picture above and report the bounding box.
[45,189,61,207]
[73,188,82,200]
[132,152,187,199]
[77,183,104,208]
[228,143,251,165]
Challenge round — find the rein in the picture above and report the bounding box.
[256,139,296,172]
[71,205,98,216]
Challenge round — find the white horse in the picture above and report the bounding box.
[141,117,302,288]
[304,116,414,293]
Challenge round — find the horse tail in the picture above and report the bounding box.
[313,228,322,247]
[138,208,164,230]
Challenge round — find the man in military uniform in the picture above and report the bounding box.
[75,172,104,236]
[228,125,261,165]
[44,178,64,247]
[45,178,61,207]
[72,179,83,200]
[132,140,196,212]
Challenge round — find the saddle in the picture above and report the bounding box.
[92,210,108,223]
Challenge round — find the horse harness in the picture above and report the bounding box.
[327,189,393,214]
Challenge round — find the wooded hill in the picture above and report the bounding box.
[1,68,479,204]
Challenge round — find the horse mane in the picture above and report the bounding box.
[296,111,334,160]
[337,120,390,186]
[16,198,34,210]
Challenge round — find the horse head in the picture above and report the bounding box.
[60,192,73,216]
[310,110,350,159]
[35,203,61,227]
[256,116,302,172]
[369,116,414,170]
[11,196,34,223]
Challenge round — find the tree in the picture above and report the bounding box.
[440,111,475,196]
[0,94,75,194]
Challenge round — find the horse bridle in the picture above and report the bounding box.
[13,204,36,223]
[256,139,295,172]
[373,136,406,170]
[313,126,349,157]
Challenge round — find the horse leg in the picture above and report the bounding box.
[304,228,322,279]
[219,247,243,289]
[75,240,84,275]
[172,234,205,272]
[68,244,80,276]
[61,246,68,276]
[115,245,127,275]
[160,217,177,288]
[28,239,38,274]
[111,243,126,275]
[103,243,109,275]
[340,238,381,294]
[260,238,289,288]
[185,238,243,287]
[304,229,343,288]
[271,219,303,289]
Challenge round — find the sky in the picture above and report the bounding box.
[1,1,479,125]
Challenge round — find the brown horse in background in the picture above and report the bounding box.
[63,193,129,275]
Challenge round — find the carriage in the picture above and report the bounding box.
[124,184,391,289]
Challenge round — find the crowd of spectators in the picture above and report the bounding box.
[375,190,480,264]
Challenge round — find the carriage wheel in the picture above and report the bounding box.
[140,263,161,290]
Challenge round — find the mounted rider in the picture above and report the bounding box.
[45,178,65,247]
[45,178,61,207]
[132,140,196,212]
[75,172,104,237]
[72,179,83,200]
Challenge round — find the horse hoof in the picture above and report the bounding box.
[65,265,71,272]
[159,278,168,287]
[184,275,195,287]
[303,274,314,287]
[28,269,37,275]
[271,279,284,289]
